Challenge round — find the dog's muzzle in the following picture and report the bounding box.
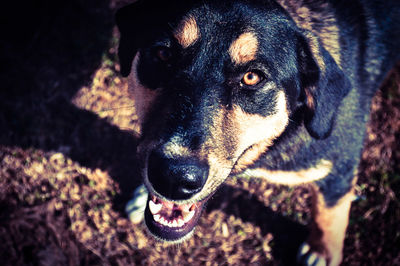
[144,149,209,241]
[147,149,208,200]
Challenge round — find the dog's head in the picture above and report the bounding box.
[117,0,350,242]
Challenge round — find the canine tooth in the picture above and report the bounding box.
[184,210,195,223]
[149,200,162,214]
[182,203,193,212]
[153,214,161,222]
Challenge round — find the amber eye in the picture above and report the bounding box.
[156,47,172,61]
[242,71,262,86]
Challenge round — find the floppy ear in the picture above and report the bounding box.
[297,31,351,139]
[115,1,150,77]
[116,0,194,77]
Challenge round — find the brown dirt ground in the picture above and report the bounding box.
[1,1,399,265]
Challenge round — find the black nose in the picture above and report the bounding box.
[147,150,208,200]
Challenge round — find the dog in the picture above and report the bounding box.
[116,0,400,265]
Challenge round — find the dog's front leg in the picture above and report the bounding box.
[297,183,356,266]
[125,184,148,224]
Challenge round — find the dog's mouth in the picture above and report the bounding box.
[144,194,205,242]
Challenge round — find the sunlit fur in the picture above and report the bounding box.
[229,32,259,65]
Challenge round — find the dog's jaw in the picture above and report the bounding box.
[144,194,206,242]
[125,184,207,243]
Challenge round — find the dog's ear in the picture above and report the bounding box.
[297,31,351,139]
[116,1,153,77]
[116,3,138,77]
[116,0,195,77]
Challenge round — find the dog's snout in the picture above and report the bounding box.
[147,150,208,200]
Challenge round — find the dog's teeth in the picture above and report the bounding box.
[151,199,197,228]
[153,214,161,222]
[172,220,178,227]
[163,218,169,226]
[184,210,195,223]
[177,219,184,227]
[165,220,171,227]
[182,203,193,212]
[149,200,162,214]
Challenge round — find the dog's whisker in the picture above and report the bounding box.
[99,105,136,112]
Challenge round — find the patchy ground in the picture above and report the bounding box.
[0,1,399,265]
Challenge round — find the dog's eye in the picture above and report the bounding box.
[242,71,263,86]
[156,47,172,62]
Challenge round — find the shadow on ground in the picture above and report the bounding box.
[0,0,141,209]
[208,184,308,265]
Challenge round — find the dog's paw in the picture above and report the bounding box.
[296,242,327,266]
[125,184,148,224]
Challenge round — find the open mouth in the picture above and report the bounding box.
[144,194,205,242]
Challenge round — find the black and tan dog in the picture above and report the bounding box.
[116,0,400,265]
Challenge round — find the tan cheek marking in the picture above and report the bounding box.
[229,32,259,65]
[196,91,289,200]
[231,91,289,172]
[128,53,158,134]
[308,182,356,266]
[174,16,200,48]
[232,91,289,157]
[238,159,333,185]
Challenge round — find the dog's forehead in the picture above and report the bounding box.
[169,3,293,60]
[173,14,259,64]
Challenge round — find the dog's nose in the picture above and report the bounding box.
[147,150,208,200]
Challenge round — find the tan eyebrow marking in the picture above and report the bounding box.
[173,15,200,48]
[229,32,259,65]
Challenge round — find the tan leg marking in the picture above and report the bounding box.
[308,183,356,266]
[229,32,259,65]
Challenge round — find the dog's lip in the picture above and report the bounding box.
[144,194,206,242]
